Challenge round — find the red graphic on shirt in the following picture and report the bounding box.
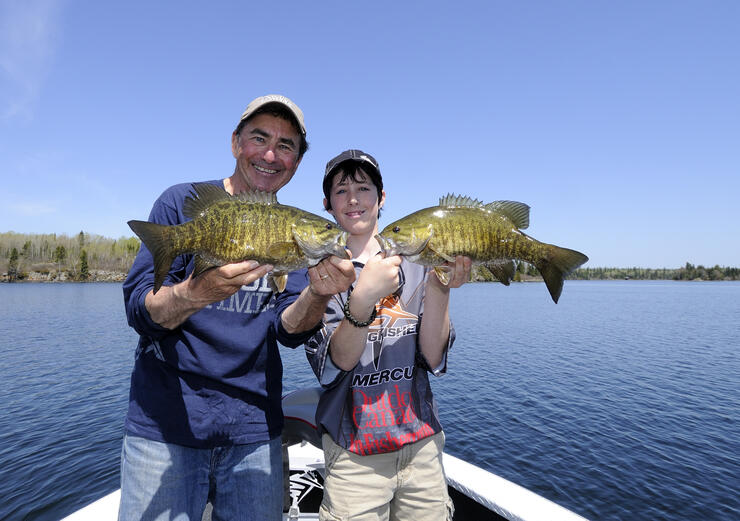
[348,384,434,455]
[346,295,433,456]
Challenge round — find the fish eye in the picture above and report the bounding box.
[325,223,333,230]
[393,226,400,233]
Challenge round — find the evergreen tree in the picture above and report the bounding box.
[8,247,19,281]
[79,249,89,280]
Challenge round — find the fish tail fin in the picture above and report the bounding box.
[127,220,177,294]
[535,246,589,303]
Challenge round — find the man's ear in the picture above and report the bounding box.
[379,190,386,209]
[231,132,239,158]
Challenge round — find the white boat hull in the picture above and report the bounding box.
[61,388,589,521]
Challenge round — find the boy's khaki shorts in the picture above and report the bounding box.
[319,432,454,521]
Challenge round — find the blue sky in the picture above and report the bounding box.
[1,0,738,268]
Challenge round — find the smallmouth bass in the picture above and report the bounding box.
[377,194,588,303]
[128,183,349,294]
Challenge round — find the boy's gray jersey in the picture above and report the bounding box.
[305,259,454,456]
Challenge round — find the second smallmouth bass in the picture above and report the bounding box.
[377,194,588,303]
[128,183,349,294]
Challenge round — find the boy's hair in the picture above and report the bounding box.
[323,150,383,214]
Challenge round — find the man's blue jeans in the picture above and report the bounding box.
[118,434,283,521]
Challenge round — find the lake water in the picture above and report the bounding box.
[0,281,738,520]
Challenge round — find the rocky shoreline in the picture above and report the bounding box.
[1,269,127,283]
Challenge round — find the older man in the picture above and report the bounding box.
[120,95,354,521]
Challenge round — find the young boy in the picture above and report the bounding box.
[305,149,471,521]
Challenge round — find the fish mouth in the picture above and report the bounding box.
[375,234,397,256]
[333,231,351,259]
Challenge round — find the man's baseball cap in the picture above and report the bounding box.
[323,149,382,201]
[237,94,306,135]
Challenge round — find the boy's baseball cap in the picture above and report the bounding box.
[323,149,383,200]
[238,94,306,135]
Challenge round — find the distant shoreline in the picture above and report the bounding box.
[2,271,737,284]
[0,270,126,283]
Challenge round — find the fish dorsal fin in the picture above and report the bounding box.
[183,186,279,219]
[485,200,530,229]
[234,190,279,205]
[437,194,531,230]
[438,193,484,208]
[183,183,231,219]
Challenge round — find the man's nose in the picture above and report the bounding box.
[263,149,276,162]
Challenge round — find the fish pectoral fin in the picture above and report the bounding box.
[192,255,220,279]
[433,266,452,286]
[484,260,516,286]
[266,241,298,259]
[269,272,288,293]
[428,243,455,263]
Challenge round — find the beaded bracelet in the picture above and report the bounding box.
[343,293,377,328]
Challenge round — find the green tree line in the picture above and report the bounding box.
[471,262,739,282]
[570,262,739,281]
[1,231,140,282]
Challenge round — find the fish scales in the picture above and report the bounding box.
[197,201,293,264]
[180,203,246,262]
[430,208,522,260]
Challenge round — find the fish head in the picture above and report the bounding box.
[291,217,350,261]
[378,218,433,257]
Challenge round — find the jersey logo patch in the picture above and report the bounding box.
[368,295,418,370]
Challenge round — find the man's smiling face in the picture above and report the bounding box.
[230,112,302,193]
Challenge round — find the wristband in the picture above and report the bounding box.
[343,293,377,328]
